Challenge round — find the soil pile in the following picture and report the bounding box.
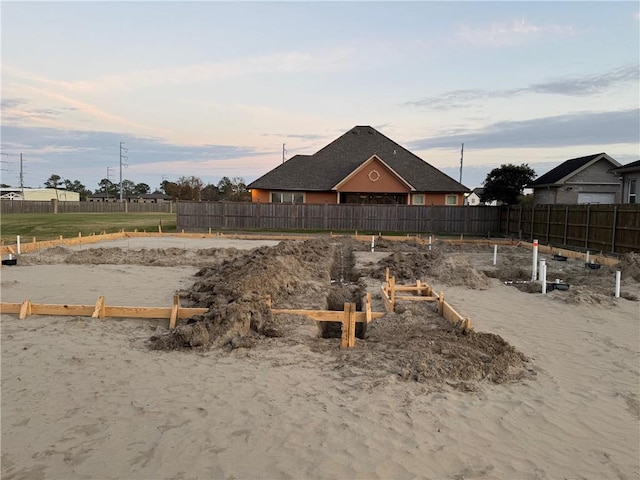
[312,304,533,391]
[19,246,246,267]
[614,252,640,282]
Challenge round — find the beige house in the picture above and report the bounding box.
[528,153,622,204]
[0,188,80,201]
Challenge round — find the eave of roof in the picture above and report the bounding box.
[610,159,640,174]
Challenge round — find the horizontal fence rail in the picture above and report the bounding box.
[177,202,502,235]
[0,200,174,214]
[502,204,640,254]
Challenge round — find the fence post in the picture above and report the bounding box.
[611,205,618,253]
[518,205,523,239]
[585,204,591,249]
[50,198,59,214]
[546,205,551,243]
[563,205,569,245]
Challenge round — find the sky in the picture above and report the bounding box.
[1,1,639,193]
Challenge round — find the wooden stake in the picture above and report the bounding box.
[169,294,180,329]
[365,293,372,323]
[390,276,396,311]
[92,296,106,319]
[19,299,32,320]
[438,291,444,315]
[348,303,356,347]
[341,302,351,348]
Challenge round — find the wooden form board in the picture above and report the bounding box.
[0,295,208,329]
[381,267,473,333]
[270,294,383,349]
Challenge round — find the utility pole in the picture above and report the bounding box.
[119,142,128,202]
[459,143,464,184]
[282,143,287,164]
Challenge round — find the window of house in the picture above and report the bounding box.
[629,179,637,204]
[446,195,458,205]
[412,194,425,205]
[270,192,304,203]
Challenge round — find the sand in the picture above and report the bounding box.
[1,236,639,479]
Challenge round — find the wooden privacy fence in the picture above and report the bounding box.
[502,204,640,254]
[1,200,174,214]
[177,202,501,235]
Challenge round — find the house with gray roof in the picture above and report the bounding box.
[527,153,622,204]
[248,126,469,205]
[609,160,640,204]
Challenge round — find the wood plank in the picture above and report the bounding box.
[0,302,207,320]
[395,295,439,302]
[0,303,22,314]
[32,304,95,316]
[271,308,382,323]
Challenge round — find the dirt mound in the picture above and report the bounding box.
[314,306,533,390]
[613,253,640,282]
[376,251,443,282]
[430,254,491,290]
[551,285,617,307]
[151,239,339,349]
[19,245,246,267]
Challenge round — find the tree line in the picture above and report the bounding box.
[41,174,251,202]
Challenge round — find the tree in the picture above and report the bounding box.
[201,183,221,201]
[175,176,204,201]
[96,178,118,198]
[63,179,92,201]
[217,176,250,201]
[44,174,64,200]
[134,183,150,195]
[160,180,179,199]
[481,164,536,205]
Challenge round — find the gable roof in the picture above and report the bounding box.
[528,153,621,188]
[610,159,640,174]
[248,126,469,193]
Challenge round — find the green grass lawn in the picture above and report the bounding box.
[0,213,177,244]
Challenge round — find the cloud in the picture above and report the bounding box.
[10,47,355,94]
[0,124,270,187]
[405,65,640,110]
[407,108,640,150]
[456,19,576,47]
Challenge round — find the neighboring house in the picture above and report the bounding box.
[527,153,622,204]
[87,193,172,203]
[129,193,172,204]
[87,193,119,203]
[609,160,640,204]
[248,126,469,205]
[464,187,499,206]
[0,187,79,201]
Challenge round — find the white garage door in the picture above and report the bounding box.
[577,193,616,204]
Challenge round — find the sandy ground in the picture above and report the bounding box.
[1,236,639,480]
